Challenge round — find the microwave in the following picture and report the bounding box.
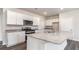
[23,20,33,26]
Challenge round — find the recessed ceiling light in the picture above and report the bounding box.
[60,8,64,10]
[43,11,47,15]
[34,8,38,10]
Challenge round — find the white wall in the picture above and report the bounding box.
[59,13,73,32]
[73,13,79,40]
[0,9,3,41]
[59,9,79,41]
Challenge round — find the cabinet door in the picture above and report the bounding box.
[27,37,45,50]
[33,17,40,25]
[23,14,33,21]
[7,10,17,25]
[38,39,46,50]
[27,37,39,50]
[28,15,33,21]
[16,13,23,25]
[44,40,67,50]
[7,32,17,47]
[22,14,27,20]
[45,19,53,26]
[17,31,25,43]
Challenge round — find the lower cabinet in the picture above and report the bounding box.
[27,37,45,50]
[17,31,25,43]
[7,31,25,47]
[7,32,17,47]
[27,36,67,50]
[44,40,67,50]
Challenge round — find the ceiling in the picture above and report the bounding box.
[20,8,79,17]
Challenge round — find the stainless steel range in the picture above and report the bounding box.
[22,27,35,34]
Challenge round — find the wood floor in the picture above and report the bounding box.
[0,42,26,50]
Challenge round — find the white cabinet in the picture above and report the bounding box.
[17,31,25,43]
[45,20,53,26]
[16,13,23,25]
[45,18,59,26]
[27,36,45,50]
[38,18,45,29]
[22,14,27,20]
[33,17,40,25]
[7,10,23,25]
[27,36,67,50]
[7,32,17,47]
[44,40,67,50]
[7,10,17,25]
[6,10,34,25]
[7,31,25,47]
[23,14,33,21]
[27,15,33,21]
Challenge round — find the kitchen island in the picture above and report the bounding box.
[27,32,72,50]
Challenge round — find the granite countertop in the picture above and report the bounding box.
[27,32,73,44]
[5,29,24,33]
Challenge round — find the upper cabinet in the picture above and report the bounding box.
[16,13,23,25]
[7,10,24,25]
[6,10,41,26]
[33,17,40,26]
[7,10,17,25]
[45,18,59,26]
[7,10,23,25]
[23,14,33,21]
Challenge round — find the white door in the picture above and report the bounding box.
[7,10,17,25]
[16,13,23,25]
